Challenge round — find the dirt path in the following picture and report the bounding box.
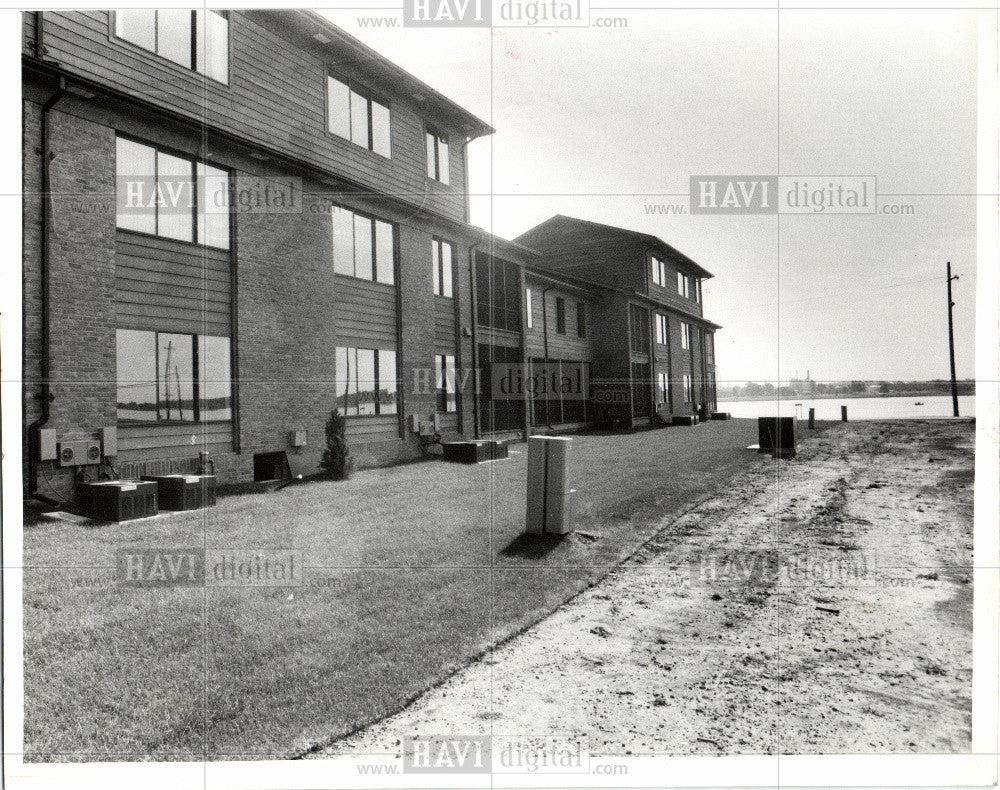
[320,420,974,757]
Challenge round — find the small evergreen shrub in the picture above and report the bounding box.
[320,409,354,480]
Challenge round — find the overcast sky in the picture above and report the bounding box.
[321,6,980,384]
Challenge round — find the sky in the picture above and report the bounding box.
[320,6,982,384]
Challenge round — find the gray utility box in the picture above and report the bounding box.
[757,416,797,457]
[78,480,158,522]
[526,436,574,535]
[441,440,508,464]
[141,474,217,511]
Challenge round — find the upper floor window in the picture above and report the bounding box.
[681,321,692,350]
[327,75,391,157]
[555,297,567,334]
[525,288,533,329]
[114,10,229,84]
[115,136,230,249]
[475,255,521,332]
[576,302,587,338]
[332,206,395,284]
[432,238,454,297]
[426,129,450,184]
[651,254,668,287]
[678,272,700,300]
[116,329,231,423]
[655,314,668,346]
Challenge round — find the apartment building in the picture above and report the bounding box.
[22,10,491,496]
[22,12,721,498]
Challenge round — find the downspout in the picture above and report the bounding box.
[468,233,485,439]
[27,73,66,504]
[540,286,554,429]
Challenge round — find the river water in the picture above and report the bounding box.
[716,394,976,420]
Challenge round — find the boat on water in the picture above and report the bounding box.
[914,401,925,405]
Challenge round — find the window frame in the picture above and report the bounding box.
[326,71,392,158]
[657,371,669,404]
[683,374,694,403]
[525,288,533,329]
[425,127,450,184]
[651,254,668,288]
[576,302,587,338]
[435,354,457,413]
[334,346,399,417]
[655,314,669,346]
[555,297,567,335]
[115,134,231,250]
[681,321,692,350]
[111,10,230,85]
[115,329,232,424]
[432,237,454,298]
[331,204,396,285]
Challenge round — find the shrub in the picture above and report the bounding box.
[320,409,354,480]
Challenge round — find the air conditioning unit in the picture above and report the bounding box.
[58,439,102,467]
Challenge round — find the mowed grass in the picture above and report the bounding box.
[23,419,758,761]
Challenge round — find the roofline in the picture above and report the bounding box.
[285,11,494,140]
[518,214,715,279]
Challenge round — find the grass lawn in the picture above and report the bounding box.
[23,419,759,761]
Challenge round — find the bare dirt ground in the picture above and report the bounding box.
[320,420,974,757]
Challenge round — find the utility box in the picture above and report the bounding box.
[710,411,731,420]
[288,429,307,448]
[672,415,697,426]
[441,440,508,464]
[142,474,217,511]
[78,480,158,522]
[526,436,574,535]
[758,416,797,457]
[101,426,117,457]
[58,439,101,466]
[38,428,58,461]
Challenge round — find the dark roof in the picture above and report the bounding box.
[515,215,714,279]
[267,11,494,140]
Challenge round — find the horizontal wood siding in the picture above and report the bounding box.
[115,233,231,336]
[118,422,232,456]
[333,276,397,348]
[434,297,456,351]
[524,284,593,361]
[345,415,399,443]
[29,11,469,222]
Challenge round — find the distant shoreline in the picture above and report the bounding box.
[718,390,975,403]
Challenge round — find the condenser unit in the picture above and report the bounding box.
[58,439,102,467]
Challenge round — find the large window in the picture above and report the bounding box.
[332,207,395,284]
[115,11,229,83]
[651,254,668,287]
[655,314,669,346]
[432,238,454,297]
[681,322,692,350]
[328,75,391,157]
[657,372,669,405]
[706,332,715,364]
[555,297,566,334]
[435,354,457,413]
[116,137,230,249]
[576,302,587,338]
[116,329,231,422]
[335,347,397,416]
[475,255,521,332]
[426,129,450,184]
[678,272,699,300]
[629,304,650,356]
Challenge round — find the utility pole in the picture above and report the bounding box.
[947,262,960,417]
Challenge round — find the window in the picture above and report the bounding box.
[706,333,715,364]
[114,11,229,83]
[426,129,450,184]
[681,322,692,350]
[432,238,454,297]
[525,289,533,329]
[629,304,651,356]
[678,272,698,300]
[116,329,232,422]
[655,314,669,346]
[657,372,669,404]
[116,137,230,249]
[651,254,668,287]
[576,302,586,338]
[327,75,391,156]
[435,354,457,412]
[332,207,395,284]
[683,374,694,403]
[475,255,521,332]
[555,297,566,334]
[335,347,397,416]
